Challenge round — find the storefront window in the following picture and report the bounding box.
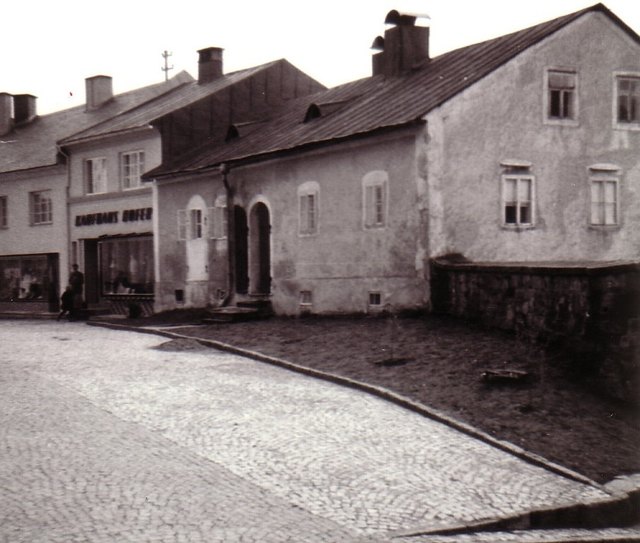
[99,237,154,295]
[0,255,52,301]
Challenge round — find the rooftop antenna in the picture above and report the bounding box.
[161,50,174,81]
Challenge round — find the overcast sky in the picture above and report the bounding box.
[3,0,640,115]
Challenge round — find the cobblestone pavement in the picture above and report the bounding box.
[0,321,618,542]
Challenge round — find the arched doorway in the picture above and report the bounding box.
[249,202,271,295]
[234,206,249,294]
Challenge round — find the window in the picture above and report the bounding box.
[177,207,207,240]
[190,209,203,239]
[0,254,55,301]
[121,151,145,190]
[85,157,107,194]
[29,190,52,225]
[546,69,577,121]
[368,291,382,307]
[99,237,154,294]
[363,171,388,228]
[590,178,618,226]
[299,290,313,306]
[616,75,640,126]
[298,182,319,235]
[502,176,534,226]
[0,196,7,228]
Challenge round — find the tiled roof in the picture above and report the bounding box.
[149,3,638,179]
[0,71,194,174]
[59,60,286,146]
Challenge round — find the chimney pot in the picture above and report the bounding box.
[85,75,113,110]
[13,94,37,124]
[198,47,224,84]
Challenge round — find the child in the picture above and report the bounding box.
[57,286,75,321]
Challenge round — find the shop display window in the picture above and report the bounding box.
[99,237,154,295]
[0,255,52,301]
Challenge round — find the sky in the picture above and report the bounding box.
[3,0,640,115]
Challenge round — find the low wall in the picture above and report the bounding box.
[431,259,640,404]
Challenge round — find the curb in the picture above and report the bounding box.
[391,489,640,539]
[87,319,640,532]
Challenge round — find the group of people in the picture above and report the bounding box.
[57,264,84,321]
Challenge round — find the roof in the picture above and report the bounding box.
[149,3,639,179]
[58,60,288,146]
[0,71,194,175]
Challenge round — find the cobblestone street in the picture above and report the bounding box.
[0,320,618,542]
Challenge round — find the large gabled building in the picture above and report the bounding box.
[57,50,324,314]
[146,3,640,316]
[0,72,193,314]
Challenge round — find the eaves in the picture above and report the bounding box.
[149,118,426,182]
[0,162,65,181]
[59,125,157,149]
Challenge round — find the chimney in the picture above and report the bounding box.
[198,47,224,84]
[373,10,430,77]
[13,94,37,124]
[0,93,13,136]
[85,75,113,110]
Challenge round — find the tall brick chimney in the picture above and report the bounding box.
[0,93,13,136]
[372,10,430,77]
[85,75,113,110]
[13,94,37,124]
[198,47,224,84]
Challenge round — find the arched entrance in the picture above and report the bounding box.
[249,202,271,295]
[233,206,249,295]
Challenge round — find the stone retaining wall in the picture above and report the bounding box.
[431,259,640,404]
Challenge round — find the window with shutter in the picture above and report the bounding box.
[362,171,388,229]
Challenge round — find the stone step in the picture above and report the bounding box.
[202,305,268,324]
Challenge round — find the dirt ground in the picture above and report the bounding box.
[108,311,639,484]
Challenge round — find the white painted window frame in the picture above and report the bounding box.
[543,67,579,127]
[85,157,107,194]
[362,171,389,229]
[613,72,640,131]
[501,174,535,228]
[29,190,52,225]
[120,150,145,190]
[298,181,319,236]
[589,175,620,227]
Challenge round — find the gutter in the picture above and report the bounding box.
[56,143,72,301]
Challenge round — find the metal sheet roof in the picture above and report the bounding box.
[58,61,285,146]
[0,71,194,174]
[149,3,639,179]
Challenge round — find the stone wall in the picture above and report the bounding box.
[431,259,640,404]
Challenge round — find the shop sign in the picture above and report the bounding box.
[75,207,152,227]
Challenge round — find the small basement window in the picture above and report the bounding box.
[300,290,313,306]
[368,291,382,307]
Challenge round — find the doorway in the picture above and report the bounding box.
[234,206,249,294]
[249,202,271,295]
[83,239,99,304]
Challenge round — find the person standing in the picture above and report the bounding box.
[69,264,84,296]
[69,264,85,311]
